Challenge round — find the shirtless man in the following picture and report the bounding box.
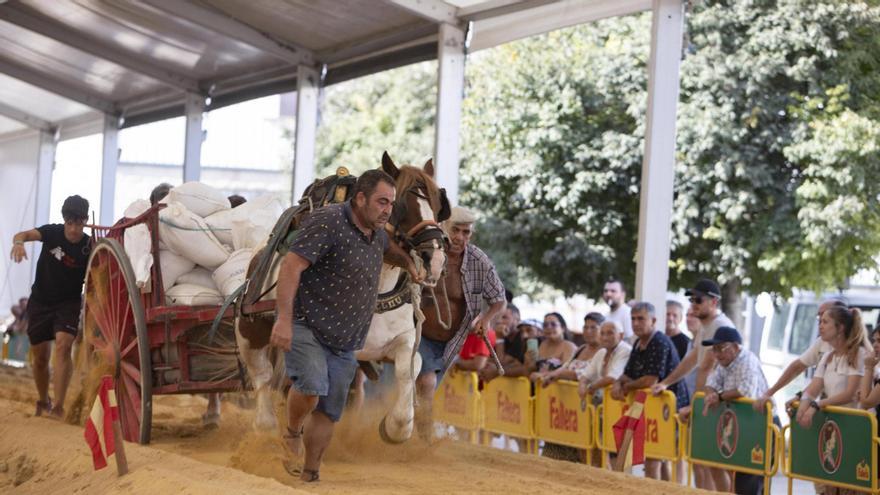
[415,207,506,437]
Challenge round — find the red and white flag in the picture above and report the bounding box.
[613,390,647,468]
[83,376,119,470]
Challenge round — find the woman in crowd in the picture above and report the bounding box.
[531,313,604,386]
[525,312,577,380]
[796,307,868,430]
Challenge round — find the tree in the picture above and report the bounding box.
[462,1,880,298]
[313,62,438,177]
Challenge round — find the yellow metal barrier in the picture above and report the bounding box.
[533,379,595,463]
[480,376,536,453]
[433,370,481,443]
[785,402,879,494]
[597,387,682,480]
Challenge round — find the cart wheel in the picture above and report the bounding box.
[81,238,152,444]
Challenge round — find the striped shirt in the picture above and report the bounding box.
[441,243,506,367]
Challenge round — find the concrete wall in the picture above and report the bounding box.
[0,131,40,315]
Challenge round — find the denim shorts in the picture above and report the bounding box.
[284,321,358,422]
[417,336,448,378]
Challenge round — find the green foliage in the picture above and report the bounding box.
[309,1,880,298]
[313,62,438,176]
[464,1,880,297]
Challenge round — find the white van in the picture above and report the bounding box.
[756,289,880,423]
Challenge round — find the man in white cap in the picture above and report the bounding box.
[415,206,506,437]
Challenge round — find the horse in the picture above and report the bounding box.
[233,152,450,444]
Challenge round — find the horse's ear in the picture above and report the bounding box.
[438,188,451,222]
[424,158,435,178]
[381,151,400,179]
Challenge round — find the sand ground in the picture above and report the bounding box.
[0,364,704,494]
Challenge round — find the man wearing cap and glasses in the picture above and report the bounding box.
[10,195,91,419]
[701,326,774,495]
[650,278,734,490]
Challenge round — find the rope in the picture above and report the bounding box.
[429,281,452,330]
[409,250,426,409]
[207,282,246,344]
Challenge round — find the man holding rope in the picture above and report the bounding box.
[270,170,420,482]
[415,206,506,438]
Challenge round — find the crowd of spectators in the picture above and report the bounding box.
[455,277,877,495]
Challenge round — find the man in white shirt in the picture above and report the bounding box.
[603,279,633,342]
[650,278,733,490]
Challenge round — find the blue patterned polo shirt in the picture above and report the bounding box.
[290,201,388,351]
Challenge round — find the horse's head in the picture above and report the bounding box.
[381,151,450,288]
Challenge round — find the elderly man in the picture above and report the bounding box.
[578,321,632,400]
[415,206,506,436]
[603,279,633,342]
[269,169,420,481]
[611,302,687,480]
[10,195,91,418]
[701,326,773,495]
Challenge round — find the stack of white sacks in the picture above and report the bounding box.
[122,182,284,306]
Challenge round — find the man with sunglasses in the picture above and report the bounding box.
[10,195,91,418]
[650,278,733,489]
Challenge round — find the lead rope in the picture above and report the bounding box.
[428,280,452,330]
[409,250,426,409]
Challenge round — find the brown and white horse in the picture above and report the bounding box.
[234,152,449,443]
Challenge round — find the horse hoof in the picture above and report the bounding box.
[378,417,407,445]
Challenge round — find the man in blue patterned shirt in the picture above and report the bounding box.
[270,169,419,482]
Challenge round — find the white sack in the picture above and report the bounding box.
[212,248,253,297]
[159,250,195,292]
[176,267,217,290]
[158,201,231,269]
[165,283,224,306]
[123,199,153,288]
[205,194,285,247]
[231,210,276,250]
[163,181,230,218]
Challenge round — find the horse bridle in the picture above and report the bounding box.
[387,186,453,329]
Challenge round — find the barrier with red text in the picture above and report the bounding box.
[533,379,595,460]
[433,371,481,441]
[598,388,681,466]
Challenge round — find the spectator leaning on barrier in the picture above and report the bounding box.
[578,321,632,402]
[753,298,850,413]
[532,312,604,387]
[611,301,687,480]
[701,326,775,495]
[603,279,633,342]
[526,312,577,380]
[454,327,497,374]
[796,306,869,430]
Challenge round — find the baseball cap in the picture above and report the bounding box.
[61,195,89,219]
[685,278,721,298]
[517,318,542,330]
[701,326,742,346]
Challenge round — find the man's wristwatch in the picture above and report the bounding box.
[809,400,820,410]
[13,240,23,246]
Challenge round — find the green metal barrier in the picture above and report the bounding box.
[688,392,781,495]
[785,402,878,494]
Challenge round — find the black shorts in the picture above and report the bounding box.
[26,298,81,345]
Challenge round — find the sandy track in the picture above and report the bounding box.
[0,365,702,494]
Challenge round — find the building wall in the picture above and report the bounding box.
[0,132,41,314]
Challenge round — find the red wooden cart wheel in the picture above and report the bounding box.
[81,238,152,444]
